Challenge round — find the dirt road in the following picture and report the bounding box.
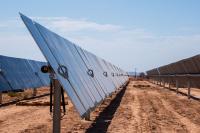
[107,81,200,133]
[0,80,200,133]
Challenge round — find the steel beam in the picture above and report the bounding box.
[53,79,61,133]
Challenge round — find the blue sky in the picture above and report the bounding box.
[0,0,200,72]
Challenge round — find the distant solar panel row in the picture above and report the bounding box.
[20,14,128,118]
[146,54,200,87]
[0,55,49,91]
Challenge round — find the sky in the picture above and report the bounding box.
[0,0,200,72]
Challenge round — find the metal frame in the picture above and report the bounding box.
[148,74,199,99]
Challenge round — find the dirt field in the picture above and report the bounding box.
[0,80,200,133]
[0,87,49,104]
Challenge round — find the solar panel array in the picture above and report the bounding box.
[146,54,200,88]
[20,13,128,118]
[0,55,49,91]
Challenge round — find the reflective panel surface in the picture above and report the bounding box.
[20,13,128,118]
[0,55,49,91]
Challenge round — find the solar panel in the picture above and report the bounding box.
[20,13,128,118]
[0,55,49,91]
[0,70,11,91]
[146,54,200,88]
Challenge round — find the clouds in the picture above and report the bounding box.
[0,33,45,61]
[0,16,200,72]
[32,17,122,32]
[0,24,6,28]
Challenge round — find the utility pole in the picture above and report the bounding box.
[134,68,137,78]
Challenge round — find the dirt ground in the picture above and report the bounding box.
[0,80,200,133]
[0,87,49,104]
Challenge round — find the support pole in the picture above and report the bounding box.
[41,65,62,133]
[187,81,191,99]
[53,79,61,133]
[61,87,66,113]
[168,81,171,89]
[0,92,2,104]
[33,88,37,97]
[163,80,165,87]
[159,78,161,86]
[176,80,179,94]
[50,80,53,113]
[85,112,90,121]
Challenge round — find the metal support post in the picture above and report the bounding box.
[33,88,37,97]
[168,81,171,89]
[41,65,63,133]
[187,81,191,99]
[176,80,179,94]
[53,79,61,133]
[159,78,161,86]
[163,80,165,87]
[0,92,2,104]
[85,112,90,121]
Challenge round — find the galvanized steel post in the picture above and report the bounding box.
[163,79,165,87]
[187,81,191,99]
[33,88,37,97]
[53,79,61,133]
[168,81,171,89]
[85,112,90,121]
[176,80,179,94]
[168,78,171,89]
[0,92,2,104]
[159,78,161,86]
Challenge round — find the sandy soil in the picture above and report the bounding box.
[1,87,49,104]
[0,80,200,133]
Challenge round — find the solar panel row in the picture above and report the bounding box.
[146,54,200,87]
[20,14,128,118]
[0,55,49,91]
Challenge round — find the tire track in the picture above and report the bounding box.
[137,88,188,133]
[161,99,200,132]
[148,82,200,129]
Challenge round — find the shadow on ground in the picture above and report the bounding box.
[86,86,127,133]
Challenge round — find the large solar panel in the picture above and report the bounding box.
[0,55,49,91]
[20,13,128,118]
[146,54,200,88]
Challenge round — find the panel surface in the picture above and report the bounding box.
[146,54,200,88]
[0,55,49,91]
[20,13,128,118]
